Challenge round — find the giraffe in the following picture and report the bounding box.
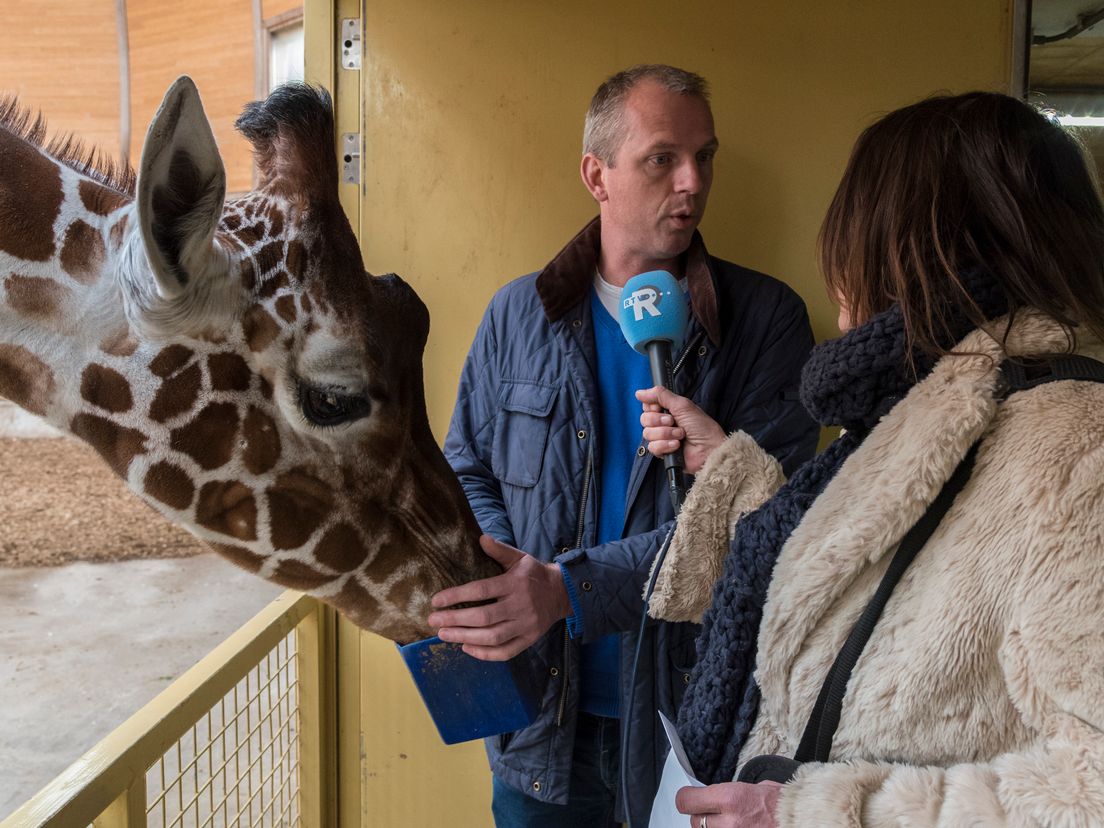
[0,77,500,644]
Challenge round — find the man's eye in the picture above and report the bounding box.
[650,154,672,167]
[698,151,716,163]
[298,383,371,426]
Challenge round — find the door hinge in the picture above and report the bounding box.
[340,18,361,70]
[341,132,360,185]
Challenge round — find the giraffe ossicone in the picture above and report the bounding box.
[0,76,499,643]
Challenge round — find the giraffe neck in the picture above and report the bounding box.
[0,135,142,431]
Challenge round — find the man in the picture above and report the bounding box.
[429,65,818,827]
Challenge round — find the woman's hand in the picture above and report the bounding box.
[675,781,783,828]
[636,385,726,475]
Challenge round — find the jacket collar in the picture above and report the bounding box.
[534,216,723,344]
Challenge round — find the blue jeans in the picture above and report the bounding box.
[491,713,621,827]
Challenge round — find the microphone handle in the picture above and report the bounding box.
[646,341,686,514]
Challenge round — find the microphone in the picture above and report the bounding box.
[618,270,689,513]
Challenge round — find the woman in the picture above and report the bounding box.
[639,92,1104,827]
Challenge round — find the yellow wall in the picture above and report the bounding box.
[356,1,1013,442]
[343,2,1013,824]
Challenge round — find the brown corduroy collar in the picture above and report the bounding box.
[534,216,722,345]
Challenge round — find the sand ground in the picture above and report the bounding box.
[0,413,283,817]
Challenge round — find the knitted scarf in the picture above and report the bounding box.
[676,272,1008,785]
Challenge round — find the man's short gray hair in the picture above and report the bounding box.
[583,64,710,165]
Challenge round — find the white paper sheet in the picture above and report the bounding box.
[649,711,705,828]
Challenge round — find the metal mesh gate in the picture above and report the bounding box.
[3,593,330,828]
[146,632,301,828]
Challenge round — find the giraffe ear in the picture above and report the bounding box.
[136,76,228,299]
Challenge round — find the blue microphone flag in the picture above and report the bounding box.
[618,270,689,355]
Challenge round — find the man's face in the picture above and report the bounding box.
[594,81,718,267]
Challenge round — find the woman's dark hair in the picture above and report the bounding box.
[819,91,1104,357]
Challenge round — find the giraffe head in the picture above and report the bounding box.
[0,78,499,643]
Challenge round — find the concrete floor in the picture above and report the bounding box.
[0,554,282,818]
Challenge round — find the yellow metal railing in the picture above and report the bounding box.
[2,592,335,828]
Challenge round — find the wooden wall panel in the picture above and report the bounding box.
[0,0,121,157]
[126,0,257,194]
[263,0,303,23]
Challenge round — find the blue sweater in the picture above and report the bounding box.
[576,290,653,717]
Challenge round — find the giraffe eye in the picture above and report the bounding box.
[298,382,371,426]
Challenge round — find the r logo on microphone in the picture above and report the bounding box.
[623,286,661,321]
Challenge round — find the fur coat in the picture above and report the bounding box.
[654,311,1104,826]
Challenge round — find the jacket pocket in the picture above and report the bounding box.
[492,380,557,488]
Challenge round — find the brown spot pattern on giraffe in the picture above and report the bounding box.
[242,306,280,352]
[239,258,256,291]
[275,295,297,323]
[196,480,257,540]
[208,353,251,391]
[0,138,63,261]
[0,344,55,415]
[78,180,128,216]
[150,345,194,378]
[286,240,307,282]
[80,364,133,413]
[5,274,67,320]
[70,413,147,477]
[255,240,284,276]
[144,461,195,510]
[237,222,265,247]
[109,214,129,251]
[266,207,284,238]
[242,406,281,474]
[59,220,106,285]
[366,532,412,584]
[314,523,368,571]
[149,362,201,423]
[267,469,334,549]
[331,577,383,629]
[258,272,289,299]
[272,559,335,591]
[170,402,240,470]
[209,542,264,574]
[386,572,424,614]
[100,329,138,356]
[195,328,227,345]
[306,280,330,314]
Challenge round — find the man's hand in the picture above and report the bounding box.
[675,781,783,828]
[636,385,726,474]
[428,534,573,661]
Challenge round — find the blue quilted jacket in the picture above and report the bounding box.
[444,218,818,825]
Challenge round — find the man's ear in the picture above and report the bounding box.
[136,76,228,299]
[580,153,609,203]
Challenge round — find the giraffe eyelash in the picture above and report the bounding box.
[295,380,371,428]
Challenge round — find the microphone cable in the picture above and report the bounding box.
[620,505,679,828]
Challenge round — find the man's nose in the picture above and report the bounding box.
[674,158,705,194]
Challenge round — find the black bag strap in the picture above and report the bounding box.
[794,353,1104,764]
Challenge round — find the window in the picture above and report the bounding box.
[263,9,304,93]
